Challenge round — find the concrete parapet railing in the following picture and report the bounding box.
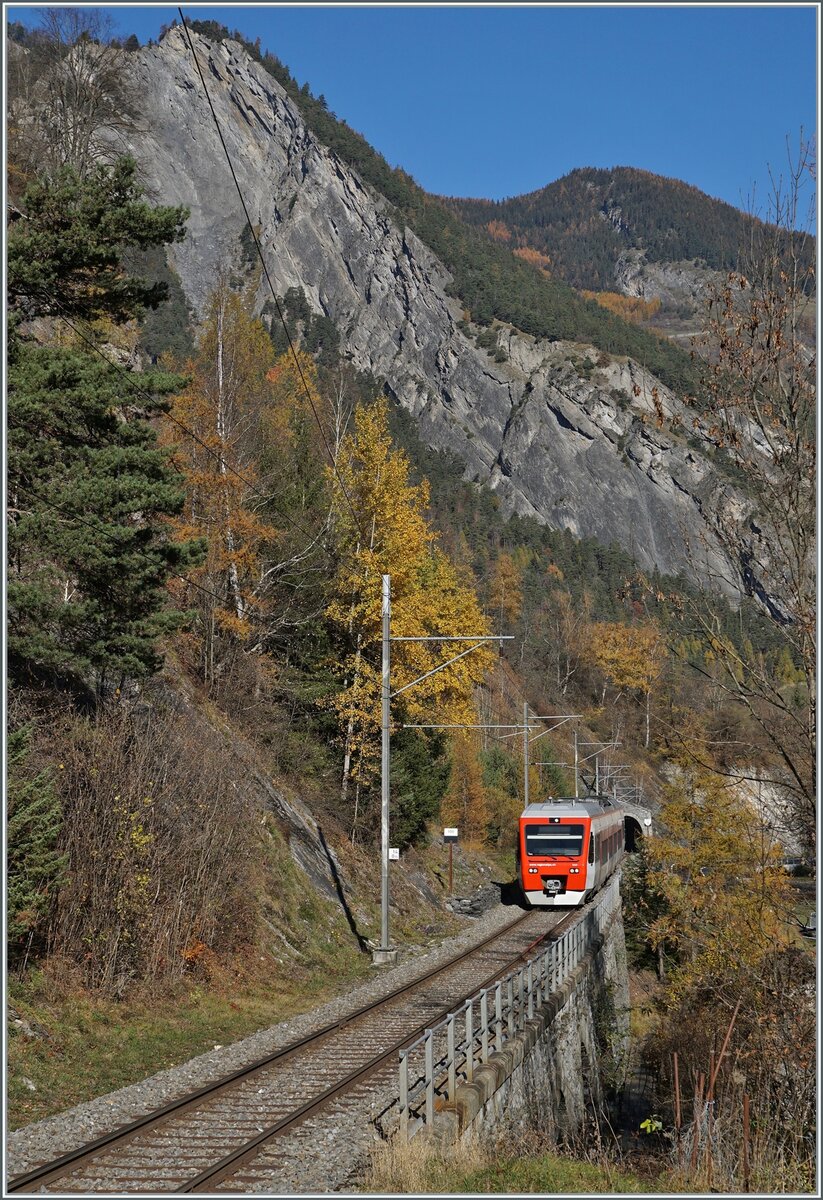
[398,874,620,1139]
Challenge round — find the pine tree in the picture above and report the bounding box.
[8,156,187,325]
[8,342,202,687]
[390,729,450,848]
[7,158,201,691]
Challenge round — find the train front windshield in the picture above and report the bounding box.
[524,823,584,857]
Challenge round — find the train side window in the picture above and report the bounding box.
[588,832,595,864]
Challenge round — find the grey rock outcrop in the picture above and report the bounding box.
[124,29,739,589]
[446,883,501,917]
[614,248,722,312]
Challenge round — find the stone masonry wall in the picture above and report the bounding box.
[427,903,629,1148]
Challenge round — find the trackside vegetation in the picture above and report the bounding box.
[6,16,814,1192]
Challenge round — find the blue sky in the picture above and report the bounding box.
[7,3,819,213]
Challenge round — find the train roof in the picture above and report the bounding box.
[520,797,620,820]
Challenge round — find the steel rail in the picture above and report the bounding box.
[7,906,550,1194]
[179,909,579,1193]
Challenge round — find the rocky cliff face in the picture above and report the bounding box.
[613,249,722,313]
[123,29,738,589]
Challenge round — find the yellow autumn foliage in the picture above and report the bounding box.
[487,551,524,627]
[163,284,280,650]
[327,397,494,783]
[646,761,794,1009]
[441,735,489,845]
[587,620,665,694]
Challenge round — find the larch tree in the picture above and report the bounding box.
[326,397,494,837]
[587,620,666,747]
[163,282,281,683]
[487,550,524,629]
[258,349,343,610]
[532,573,591,698]
[441,735,489,846]
[645,760,791,990]
[642,752,813,1187]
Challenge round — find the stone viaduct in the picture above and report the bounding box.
[411,811,652,1151]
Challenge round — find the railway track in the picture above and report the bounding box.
[8,906,576,1195]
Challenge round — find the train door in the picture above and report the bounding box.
[586,826,597,890]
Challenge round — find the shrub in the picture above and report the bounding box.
[7,725,66,966]
[49,702,262,993]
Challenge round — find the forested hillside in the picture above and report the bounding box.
[5,15,815,1188]
[447,165,817,296]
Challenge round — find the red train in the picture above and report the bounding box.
[518,797,624,907]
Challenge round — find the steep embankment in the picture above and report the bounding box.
[121,28,739,589]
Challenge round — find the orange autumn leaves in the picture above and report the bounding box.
[162,287,280,654]
[161,288,331,677]
[164,289,496,788]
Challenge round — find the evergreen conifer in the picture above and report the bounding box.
[7,158,203,691]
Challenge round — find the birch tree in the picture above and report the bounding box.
[8,8,137,188]
[164,284,278,682]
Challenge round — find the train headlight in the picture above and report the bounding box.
[528,866,538,874]
[570,867,579,873]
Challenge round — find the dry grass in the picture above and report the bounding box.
[365,1132,489,1195]
[7,951,373,1130]
[364,1130,663,1194]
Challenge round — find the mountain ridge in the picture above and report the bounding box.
[445,164,815,318]
[107,26,745,592]
[446,164,754,288]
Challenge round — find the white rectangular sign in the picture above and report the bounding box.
[443,827,459,840]
[388,847,400,860]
